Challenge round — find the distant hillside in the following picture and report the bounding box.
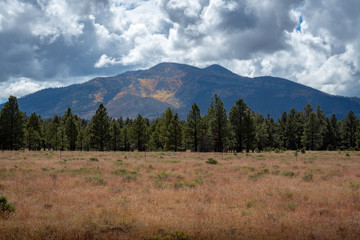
[4,62,360,119]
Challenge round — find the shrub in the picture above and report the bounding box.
[156,170,169,181]
[246,200,256,209]
[286,202,297,211]
[281,170,295,177]
[0,196,16,217]
[258,168,269,174]
[111,168,138,181]
[302,173,313,181]
[150,230,190,240]
[248,173,259,180]
[300,147,306,154]
[350,183,360,190]
[85,175,106,185]
[206,158,218,165]
[89,157,99,162]
[274,148,281,153]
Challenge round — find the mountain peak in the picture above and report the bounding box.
[148,62,199,72]
[203,64,235,76]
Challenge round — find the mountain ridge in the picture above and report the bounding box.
[2,62,360,119]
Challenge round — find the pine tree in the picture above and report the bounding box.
[265,114,277,148]
[304,104,313,119]
[285,108,298,150]
[65,111,79,151]
[159,108,174,151]
[56,125,66,151]
[323,117,336,150]
[130,114,149,151]
[255,113,268,151]
[168,113,183,151]
[243,108,255,152]
[229,98,249,152]
[121,125,131,151]
[0,96,25,150]
[330,114,340,149]
[148,118,162,151]
[185,103,202,152]
[342,110,358,149]
[208,95,228,152]
[301,112,322,150]
[278,111,287,149]
[76,130,85,151]
[90,104,110,151]
[25,113,42,150]
[109,119,121,151]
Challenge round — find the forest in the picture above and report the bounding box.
[0,95,359,152]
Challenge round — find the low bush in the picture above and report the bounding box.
[302,173,313,181]
[150,230,190,240]
[205,158,218,165]
[0,196,16,217]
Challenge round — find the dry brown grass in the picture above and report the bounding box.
[0,150,360,239]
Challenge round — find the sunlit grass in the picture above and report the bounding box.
[0,150,359,239]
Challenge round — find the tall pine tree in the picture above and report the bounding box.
[90,104,110,151]
[185,103,202,152]
[229,98,249,152]
[208,95,228,152]
[0,96,25,150]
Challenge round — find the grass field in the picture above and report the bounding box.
[0,150,360,239]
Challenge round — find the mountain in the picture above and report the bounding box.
[6,62,360,119]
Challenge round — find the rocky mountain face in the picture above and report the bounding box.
[8,62,360,119]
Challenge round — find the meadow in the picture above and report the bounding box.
[0,150,360,239]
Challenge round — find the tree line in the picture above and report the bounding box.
[1,95,360,152]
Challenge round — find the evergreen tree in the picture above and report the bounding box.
[159,108,174,151]
[121,125,131,151]
[130,114,149,151]
[90,104,110,151]
[229,98,249,152]
[56,125,66,151]
[243,108,255,152]
[323,117,336,150]
[76,129,85,151]
[185,103,202,152]
[304,104,313,119]
[342,110,358,149]
[254,113,268,151]
[294,111,305,148]
[278,111,287,149]
[208,95,228,152]
[109,119,121,151]
[0,96,25,150]
[265,114,277,148]
[330,114,340,149]
[148,118,162,151]
[356,125,360,149]
[168,113,183,151]
[301,112,322,150]
[285,109,303,150]
[316,105,327,149]
[47,118,60,150]
[198,115,212,152]
[65,110,79,151]
[25,113,42,150]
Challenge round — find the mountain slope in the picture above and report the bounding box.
[7,62,360,119]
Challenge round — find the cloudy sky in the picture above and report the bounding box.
[1,0,360,103]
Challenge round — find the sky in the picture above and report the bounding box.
[1,0,360,103]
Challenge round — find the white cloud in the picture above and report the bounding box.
[94,54,122,68]
[0,78,61,99]
[1,0,360,100]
